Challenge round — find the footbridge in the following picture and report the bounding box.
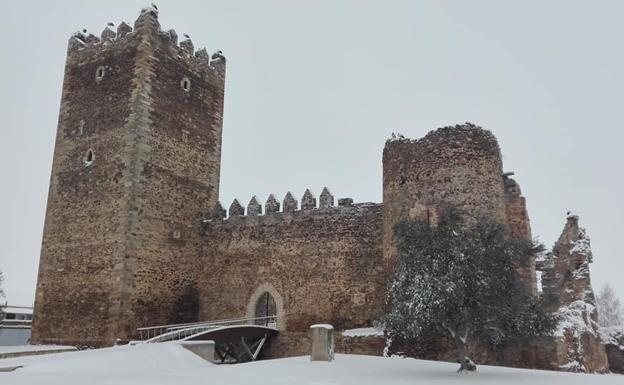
[136,316,279,363]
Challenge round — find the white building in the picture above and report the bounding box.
[0,304,33,346]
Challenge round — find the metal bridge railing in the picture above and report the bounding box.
[136,315,279,342]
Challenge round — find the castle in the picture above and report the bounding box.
[31,7,621,373]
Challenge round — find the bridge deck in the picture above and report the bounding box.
[137,316,280,363]
[184,324,278,344]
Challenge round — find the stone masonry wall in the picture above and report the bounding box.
[199,190,384,337]
[32,21,141,346]
[381,125,550,369]
[122,8,225,337]
[262,331,386,359]
[537,214,609,373]
[382,123,508,264]
[503,174,532,240]
[388,333,561,370]
[32,7,225,346]
[602,330,624,374]
[503,173,537,294]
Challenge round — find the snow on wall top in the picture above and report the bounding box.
[341,327,384,337]
[310,324,334,330]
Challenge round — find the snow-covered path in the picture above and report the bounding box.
[1,343,621,385]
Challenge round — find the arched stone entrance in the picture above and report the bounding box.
[246,283,285,330]
[254,291,277,327]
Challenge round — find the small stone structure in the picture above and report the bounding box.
[310,324,335,362]
[30,6,614,374]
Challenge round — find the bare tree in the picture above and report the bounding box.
[596,283,623,328]
[0,269,5,319]
[0,269,4,300]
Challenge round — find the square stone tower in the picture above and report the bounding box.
[31,7,225,346]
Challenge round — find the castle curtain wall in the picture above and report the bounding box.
[199,203,384,332]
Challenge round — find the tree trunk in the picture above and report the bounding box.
[455,335,477,372]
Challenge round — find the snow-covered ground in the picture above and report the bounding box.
[341,326,384,337]
[0,345,76,354]
[0,342,621,385]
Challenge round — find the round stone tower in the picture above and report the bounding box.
[382,123,508,260]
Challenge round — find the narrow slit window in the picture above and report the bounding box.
[95,66,105,81]
[83,149,94,167]
[180,77,191,92]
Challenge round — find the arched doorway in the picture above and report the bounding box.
[246,283,285,330]
[254,291,277,327]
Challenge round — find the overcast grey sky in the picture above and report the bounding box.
[1,0,623,306]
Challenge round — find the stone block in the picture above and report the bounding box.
[319,187,334,209]
[338,198,353,207]
[310,324,334,362]
[301,189,316,210]
[283,192,298,213]
[265,194,280,214]
[247,196,262,216]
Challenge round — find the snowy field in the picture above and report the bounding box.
[0,345,76,354]
[0,343,621,385]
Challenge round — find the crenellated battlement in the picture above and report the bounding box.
[203,187,381,228]
[67,5,225,78]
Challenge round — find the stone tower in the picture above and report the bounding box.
[382,124,537,294]
[382,124,508,262]
[31,7,225,346]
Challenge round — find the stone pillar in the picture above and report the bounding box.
[310,324,334,361]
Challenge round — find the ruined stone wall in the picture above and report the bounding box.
[503,174,537,294]
[603,330,624,374]
[537,215,609,373]
[388,333,561,370]
[380,125,553,369]
[199,190,384,335]
[32,7,225,346]
[382,125,537,292]
[503,174,532,240]
[382,124,508,263]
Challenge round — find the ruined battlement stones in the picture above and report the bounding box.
[383,123,506,225]
[538,214,609,373]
